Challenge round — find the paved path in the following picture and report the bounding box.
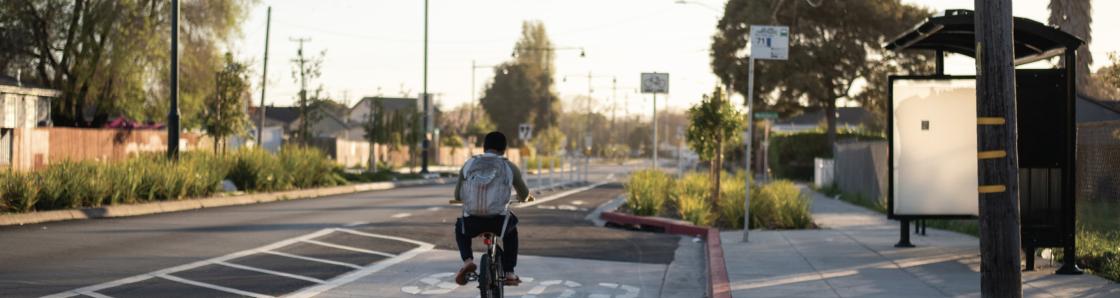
[721,186,1120,298]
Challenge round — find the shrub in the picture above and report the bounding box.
[228,148,290,192]
[524,156,562,171]
[1,173,39,213]
[281,146,344,188]
[674,173,713,226]
[1075,230,1120,282]
[717,172,754,229]
[751,180,813,229]
[625,169,671,216]
[768,130,883,180]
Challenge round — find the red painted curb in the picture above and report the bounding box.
[600,211,732,298]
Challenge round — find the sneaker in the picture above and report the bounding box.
[504,273,521,286]
[455,262,477,285]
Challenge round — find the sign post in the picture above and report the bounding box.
[744,25,788,242]
[519,123,533,182]
[641,72,669,170]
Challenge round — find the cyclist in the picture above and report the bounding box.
[453,131,532,286]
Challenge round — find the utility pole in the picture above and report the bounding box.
[257,7,272,148]
[975,0,1023,296]
[168,0,180,160]
[290,37,311,144]
[421,0,430,174]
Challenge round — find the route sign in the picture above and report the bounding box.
[640,73,669,93]
[518,123,533,141]
[754,112,779,120]
[750,25,789,60]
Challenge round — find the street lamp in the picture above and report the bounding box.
[512,46,586,58]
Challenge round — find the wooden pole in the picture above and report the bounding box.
[974,1,1023,296]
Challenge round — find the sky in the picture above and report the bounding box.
[231,0,1120,119]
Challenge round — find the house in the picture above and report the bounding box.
[771,107,876,133]
[1077,94,1120,123]
[346,96,421,140]
[0,74,59,170]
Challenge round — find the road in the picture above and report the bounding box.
[0,161,691,298]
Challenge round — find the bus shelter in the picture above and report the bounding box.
[884,9,1083,274]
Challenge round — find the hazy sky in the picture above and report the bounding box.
[231,0,1119,118]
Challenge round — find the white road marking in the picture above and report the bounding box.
[214,261,326,284]
[78,291,113,298]
[157,274,273,298]
[518,181,611,208]
[343,221,368,227]
[400,272,459,295]
[284,233,436,298]
[301,239,397,258]
[426,206,442,211]
[43,229,338,298]
[571,200,585,205]
[262,251,362,269]
[391,213,412,218]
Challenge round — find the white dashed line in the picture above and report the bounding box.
[157,274,273,298]
[301,240,397,258]
[391,213,412,218]
[214,261,326,284]
[343,221,368,227]
[262,251,363,269]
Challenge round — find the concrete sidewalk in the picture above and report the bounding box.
[721,186,1120,298]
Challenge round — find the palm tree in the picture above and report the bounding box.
[1048,0,1092,92]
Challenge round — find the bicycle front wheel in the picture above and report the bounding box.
[478,254,502,298]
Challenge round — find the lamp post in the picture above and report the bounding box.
[421,0,430,174]
[167,0,180,160]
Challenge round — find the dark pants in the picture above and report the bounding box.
[455,214,518,273]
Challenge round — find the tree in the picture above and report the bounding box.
[0,0,252,127]
[686,87,744,210]
[1049,0,1092,92]
[711,0,931,146]
[480,21,561,147]
[531,127,566,156]
[203,52,250,154]
[1097,52,1120,92]
[290,46,328,145]
[362,100,388,169]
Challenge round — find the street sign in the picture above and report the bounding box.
[750,25,789,60]
[640,73,669,93]
[518,123,533,141]
[754,112,779,120]
[584,135,593,148]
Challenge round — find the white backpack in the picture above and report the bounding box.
[459,155,514,217]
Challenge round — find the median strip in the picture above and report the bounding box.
[0,178,454,226]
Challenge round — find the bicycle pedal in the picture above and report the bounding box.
[466,272,478,281]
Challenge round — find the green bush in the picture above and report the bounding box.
[751,180,813,229]
[281,146,345,188]
[768,130,884,180]
[1,173,39,213]
[674,173,713,226]
[0,146,344,214]
[1075,230,1120,282]
[624,169,671,216]
[524,156,562,171]
[717,172,754,229]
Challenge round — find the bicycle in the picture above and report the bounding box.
[449,196,530,298]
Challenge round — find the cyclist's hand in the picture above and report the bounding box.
[523,195,536,203]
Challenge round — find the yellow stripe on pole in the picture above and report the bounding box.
[977,117,1006,125]
[978,150,1007,159]
[979,185,1007,194]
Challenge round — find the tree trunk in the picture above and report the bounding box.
[712,130,723,212]
[824,99,837,149]
[975,0,1023,296]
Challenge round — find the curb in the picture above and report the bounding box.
[600,211,731,298]
[0,178,454,226]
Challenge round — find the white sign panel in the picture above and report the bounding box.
[750,25,789,60]
[518,123,533,141]
[640,73,669,94]
[891,79,979,216]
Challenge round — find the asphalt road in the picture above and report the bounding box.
[0,161,681,298]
